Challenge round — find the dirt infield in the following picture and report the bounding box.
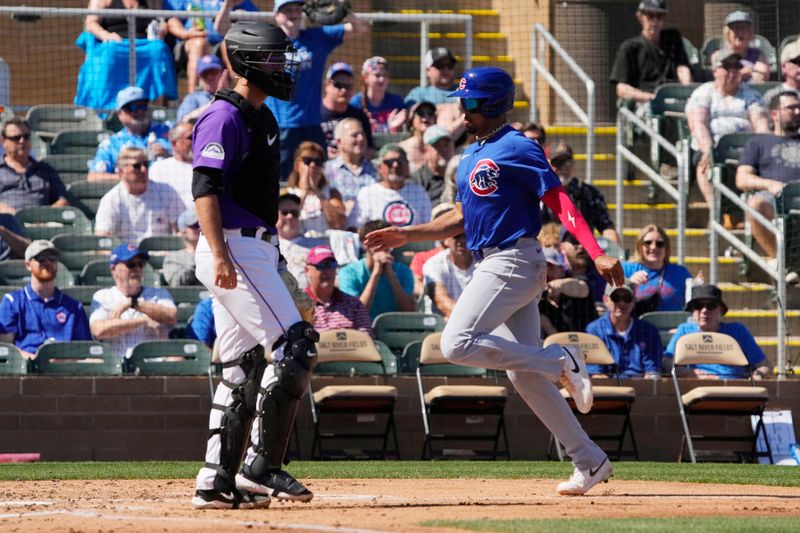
[1,478,799,532]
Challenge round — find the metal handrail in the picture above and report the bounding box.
[709,171,787,378]
[0,6,473,93]
[530,23,595,183]
[615,106,688,265]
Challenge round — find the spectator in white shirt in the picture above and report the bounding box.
[422,232,474,318]
[276,192,326,289]
[148,122,195,209]
[89,243,177,362]
[349,144,432,230]
[94,146,184,243]
[323,117,378,215]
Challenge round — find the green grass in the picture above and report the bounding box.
[0,461,798,487]
[422,517,800,533]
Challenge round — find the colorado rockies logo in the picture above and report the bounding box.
[384,200,414,226]
[469,158,500,196]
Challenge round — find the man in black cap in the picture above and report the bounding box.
[610,0,692,107]
[664,283,769,379]
[405,47,459,106]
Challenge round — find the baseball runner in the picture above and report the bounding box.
[191,21,319,509]
[365,67,625,496]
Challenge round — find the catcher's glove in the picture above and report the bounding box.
[303,0,352,26]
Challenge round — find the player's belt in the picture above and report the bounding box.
[240,227,278,244]
[473,235,536,261]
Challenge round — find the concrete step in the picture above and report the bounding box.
[608,202,710,229]
[719,282,776,309]
[683,256,741,281]
[755,338,800,369]
[726,309,799,338]
[621,228,745,257]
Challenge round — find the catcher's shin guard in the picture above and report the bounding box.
[209,345,267,491]
[248,321,318,476]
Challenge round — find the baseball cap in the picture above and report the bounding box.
[378,143,407,160]
[116,86,147,111]
[781,41,800,63]
[274,0,304,11]
[725,10,752,27]
[326,61,354,80]
[25,240,59,262]
[549,141,574,165]
[637,0,667,13]
[424,47,456,69]
[197,54,223,75]
[431,202,455,219]
[109,243,149,266]
[279,192,301,205]
[178,208,199,231]
[543,247,565,267]
[307,245,336,266]
[362,56,389,74]
[605,280,635,298]
[423,124,451,146]
[713,46,743,68]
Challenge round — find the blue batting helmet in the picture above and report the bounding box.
[448,67,515,118]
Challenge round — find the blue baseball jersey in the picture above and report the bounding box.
[0,286,91,354]
[456,126,560,251]
[90,125,171,173]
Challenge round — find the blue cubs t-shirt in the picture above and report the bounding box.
[622,262,692,312]
[350,92,407,133]
[192,98,265,229]
[665,321,767,378]
[267,25,345,128]
[456,126,560,252]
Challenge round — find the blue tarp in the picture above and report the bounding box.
[74,32,178,111]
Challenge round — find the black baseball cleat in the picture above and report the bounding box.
[191,488,271,509]
[236,469,314,502]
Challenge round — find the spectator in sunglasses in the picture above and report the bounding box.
[320,62,374,158]
[623,224,694,313]
[399,101,438,173]
[89,86,172,181]
[665,283,769,379]
[720,10,770,83]
[585,281,662,378]
[0,240,91,370]
[405,47,459,107]
[762,42,800,106]
[95,146,184,243]
[324,118,378,216]
[90,243,177,364]
[163,208,202,287]
[148,122,196,210]
[285,141,346,235]
[304,245,372,335]
[0,117,69,215]
[276,192,326,289]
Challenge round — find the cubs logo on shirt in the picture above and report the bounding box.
[56,311,67,324]
[383,200,414,226]
[469,158,500,196]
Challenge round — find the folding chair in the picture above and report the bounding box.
[309,329,399,459]
[372,312,445,355]
[543,332,638,461]
[0,342,27,375]
[416,332,509,460]
[36,341,121,375]
[14,206,92,241]
[671,331,772,463]
[648,82,700,169]
[138,235,185,269]
[640,310,690,348]
[0,260,74,287]
[130,340,212,376]
[26,104,104,142]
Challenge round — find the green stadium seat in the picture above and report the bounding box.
[130,339,212,376]
[59,252,107,274]
[372,311,445,355]
[0,260,74,287]
[167,285,211,304]
[640,310,690,348]
[79,258,158,286]
[0,342,27,375]
[66,179,116,220]
[61,285,104,305]
[14,206,92,241]
[42,154,92,185]
[51,234,120,253]
[26,104,104,143]
[36,341,121,375]
[50,129,112,156]
[139,235,185,269]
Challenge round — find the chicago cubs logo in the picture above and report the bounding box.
[458,77,466,90]
[383,200,414,226]
[56,312,67,324]
[469,158,500,196]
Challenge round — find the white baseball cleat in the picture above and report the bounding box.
[557,457,613,496]
[559,344,593,414]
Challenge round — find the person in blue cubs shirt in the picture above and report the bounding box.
[586,281,662,378]
[269,0,365,180]
[0,240,91,366]
[665,283,770,379]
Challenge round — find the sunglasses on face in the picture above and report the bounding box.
[643,239,666,249]
[693,301,719,311]
[414,108,437,119]
[280,208,300,217]
[123,102,148,113]
[126,161,148,171]
[3,133,31,142]
[642,12,665,20]
[610,292,634,304]
[790,57,800,66]
[33,254,59,263]
[434,62,454,70]
[382,157,406,167]
[301,156,324,167]
[124,260,146,269]
[460,97,485,113]
[311,260,338,271]
[330,79,354,91]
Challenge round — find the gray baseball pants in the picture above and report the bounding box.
[439,237,607,469]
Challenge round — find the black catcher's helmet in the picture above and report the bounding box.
[225,21,300,101]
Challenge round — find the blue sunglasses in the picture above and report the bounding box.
[460,97,485,113]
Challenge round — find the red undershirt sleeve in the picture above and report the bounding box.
[541,185,605,260]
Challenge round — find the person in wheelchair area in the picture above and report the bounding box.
[735,90,800,283]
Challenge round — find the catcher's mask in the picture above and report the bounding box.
[225,22,300,101]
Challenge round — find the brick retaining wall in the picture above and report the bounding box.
[1,376,798,462]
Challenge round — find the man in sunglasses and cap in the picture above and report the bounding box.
[585,281,662,378]
[665,283,769,379]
